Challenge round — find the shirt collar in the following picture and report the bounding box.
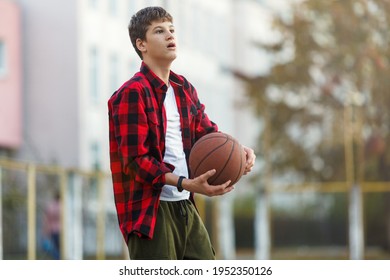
[140,62,184,94]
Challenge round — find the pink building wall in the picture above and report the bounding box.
[0,0,22,149]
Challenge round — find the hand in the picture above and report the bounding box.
[182,169,234,197]
[242,145,256,175]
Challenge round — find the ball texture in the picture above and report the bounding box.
[189,132,246,187]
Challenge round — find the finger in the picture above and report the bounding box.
[245,154,256,172]
[222,180,232,188]
[244,163,254,174]
[200,169,216,180]
[246,162,254,171]
[243,168,252,175]
[247,152,256,165]
[216,180,232,191]
[223,185,235,194]
[244,146,255,158]
[220,183,234,195]
[209,179,231,194]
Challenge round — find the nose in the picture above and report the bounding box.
[167,30,174,40]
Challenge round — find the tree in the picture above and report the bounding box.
[235,0,390,250]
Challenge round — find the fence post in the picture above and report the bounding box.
[349,183,364,259]
[96,171,106,260]
[255,106,272,260]
[218,195,236,260]
[0,167,3,260]
[58,168,67,260]
[255,187,271,260]
[27,164,37,260]
[66,171,83,259]
[345,91,365,259]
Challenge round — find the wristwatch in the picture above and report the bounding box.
[177,176,186,192]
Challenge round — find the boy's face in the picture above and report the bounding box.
[137,19,177,63]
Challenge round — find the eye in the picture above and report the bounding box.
[170,29,175,34]
[155,29,163,34]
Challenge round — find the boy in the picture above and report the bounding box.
[108,6,255,260]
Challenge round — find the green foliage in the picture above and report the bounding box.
[237,0,390,183]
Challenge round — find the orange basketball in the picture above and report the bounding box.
[189,132,246,187]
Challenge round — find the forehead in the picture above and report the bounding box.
[148,19,174,29]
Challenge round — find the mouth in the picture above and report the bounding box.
[167,42,176,49]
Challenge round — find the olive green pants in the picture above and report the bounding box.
[127,200,215,260]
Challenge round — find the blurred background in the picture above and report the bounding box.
[1,0,390,260]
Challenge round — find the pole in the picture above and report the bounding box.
[218,195,236,259]
[255,187,270,260]
[27,164,37,260]
[59,168,67,259]
[0,167,3,260]
[96,172,106,260]
[349,183,364,259]
[67,172,83,259]
[345,92,365,260]
[255,106,271,260]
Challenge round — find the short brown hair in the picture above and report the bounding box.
[128,6,173,59]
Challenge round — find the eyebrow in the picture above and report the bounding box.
[152,24,175,31]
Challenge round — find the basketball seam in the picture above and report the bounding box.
[209,137,235,185]
[192,133,226,149]
[192,137,229,177]
[231,144,244,185]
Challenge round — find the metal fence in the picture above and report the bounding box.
[2,157,390,260]
[0,157,126,260]
[237,181,390,259]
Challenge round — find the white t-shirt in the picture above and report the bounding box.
[160,84,190,201]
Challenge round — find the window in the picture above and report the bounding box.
[129,0,137,13]
[161,0,169,9]
[90,141,101,193]
[109,0,118,16]
[89,0,99,9]
[0,41,6,77]
[192,5,202,49]
[90,141,101,170]
[129,58,138,74]
[89,47,99,102]
[143,0,156,7]
[109,53,119,93]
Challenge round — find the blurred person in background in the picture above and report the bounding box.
[108,6,255,260]
[42,190,61,259]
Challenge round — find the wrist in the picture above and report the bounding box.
[176,176,186,192]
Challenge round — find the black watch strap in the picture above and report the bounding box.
[177,176,186,192]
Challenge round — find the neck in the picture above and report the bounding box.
[143,59,171,85]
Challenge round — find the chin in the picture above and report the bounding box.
[168,53,177,61]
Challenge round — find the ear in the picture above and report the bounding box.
[136,38,146,53]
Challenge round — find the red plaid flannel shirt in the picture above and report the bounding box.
[108,62,218,241]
